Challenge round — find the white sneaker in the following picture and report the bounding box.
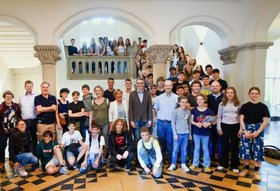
[168,164,176,171]
[181,164,190,172]
[232,169,239,174]
[19,169,28,176]
[217,165,224,171]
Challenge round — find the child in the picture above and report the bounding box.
[108,119,134,171]
[168,96,192,172]
[9,120,38,176]
[61,122,88,172]
[189,94,214,173]
[85,121,105,170]
[36,130,69,175]
[149,83,158,137]
[137,126,162,178]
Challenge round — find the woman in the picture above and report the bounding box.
[0,90,21,170]
[239,87,270,181]
[216,87,242,174]
[91,86,110,141]
[109,89,129,131]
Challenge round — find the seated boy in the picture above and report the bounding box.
[137,126,163,178]
[36,130,69,175]
[61,122,88,171]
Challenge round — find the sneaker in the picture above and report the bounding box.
[0,163,4,170]
[232,169,239,174]
[19,169,28,176]
[181,164,190,172]
[73,163,80,170]
[253,171,261,181]
[79,166,88,174]
[189,165,196,171]
[60,166,70,175]
[217,165,224,171]
[239,169,249,177]
[125,166,131,172]
[168,164,176,171]
[204,167,211,173]
[14,168,19,177]
[114,164,121,170]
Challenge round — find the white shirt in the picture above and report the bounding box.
[61,131,83,146]
[85,133,105,156]
[19,92,37,120]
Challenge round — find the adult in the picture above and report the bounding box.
[137,127,162,178]
[216,87,241,174]
[19,80,38,154]
[207,81,223,161]
[103,78,115,102]
[68,38,78,55]
[35,82,57,141]
[0,90,22,169]
[154,80,178,163]
[210,68,228,93]
[129,78,153,144]
[239,87,270,181]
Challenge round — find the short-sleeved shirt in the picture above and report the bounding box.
[85,133,105,155]
[68,101,85,120]
[34,94,57,124]
[239,102,270,124]
[103,89,115,102]
[191,107,214,136]
[61,131,83,146]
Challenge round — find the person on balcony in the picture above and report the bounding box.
[68,38,78,56]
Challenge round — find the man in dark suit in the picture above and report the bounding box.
[129,78,153,144]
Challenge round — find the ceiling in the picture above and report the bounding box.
[0,21,39,69]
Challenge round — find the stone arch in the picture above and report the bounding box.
[53,7,155,43]
[0,12,38,43]
[169,15,234,47]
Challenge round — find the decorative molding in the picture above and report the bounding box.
[237,42,273,52]
[34,45,61,65]
[218,46,238,65]
[145,44,172,64]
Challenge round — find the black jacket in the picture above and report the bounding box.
[107,130,134,156]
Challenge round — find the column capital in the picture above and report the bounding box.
[218,46,238,65]
[145,44,172,64]
[34,45,61,65]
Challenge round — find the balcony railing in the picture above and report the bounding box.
[65,46,137,80]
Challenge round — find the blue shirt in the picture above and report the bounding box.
[154,92,178,121]
[191,108,214,136]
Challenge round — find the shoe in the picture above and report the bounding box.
[125,166,131,172]
[73,163,80,170]
[181,164,190,172]
[14,168,19,177]
[232,169,239,174]
[0,163,4,170]
[253,171,261,181]
[114,164,121,170]
[9,160,14,167]
[168,164,176,171]
[204,167,211,173]
[217,165,224,171]
[79,166,88,174]
[189,165,196,171]
[60,166,70,175]
[239,169,249,177]
[19,169,28,176]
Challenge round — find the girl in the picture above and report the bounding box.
[168,96,192,172]
[156,76,165,96]
[239,87,270,181]
[216,87,242,173]
[116,37,126,56]
[189,94,214,173]
[108,119,134,171]
[9,120,38,176]
[168,44,179,68]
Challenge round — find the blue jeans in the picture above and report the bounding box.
[139,148,162,178]
[87,154,103,169]
[193,134,210,167]
[171,133,189,165]
[157,120,173,161]
[133,120,147,144]
[15,152,38,167]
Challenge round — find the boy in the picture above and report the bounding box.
[36,130,69,175]
[167,67,177,84]
[61,122,88,171]
[201,75,212,96]
[85,122,105,170]
[149,83,158,137]
[137,126,162,178]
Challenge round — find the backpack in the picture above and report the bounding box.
[264,145,280,160]
[88,130,102,149]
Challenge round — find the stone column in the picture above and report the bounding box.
[219,42,273,102]
[145,45,172,81]
[34,45,61,95]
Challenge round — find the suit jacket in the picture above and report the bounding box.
[128,90,153,122]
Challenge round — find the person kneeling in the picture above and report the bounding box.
[36,130,69,175]
[108,119,134,171]
[61,122,88,172]
[137,126,163,178]
[9,120,38,177]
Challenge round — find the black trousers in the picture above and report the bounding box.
[220,123,240,169]
[24,119,38,154]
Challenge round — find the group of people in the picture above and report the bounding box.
[0,71,270,181]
